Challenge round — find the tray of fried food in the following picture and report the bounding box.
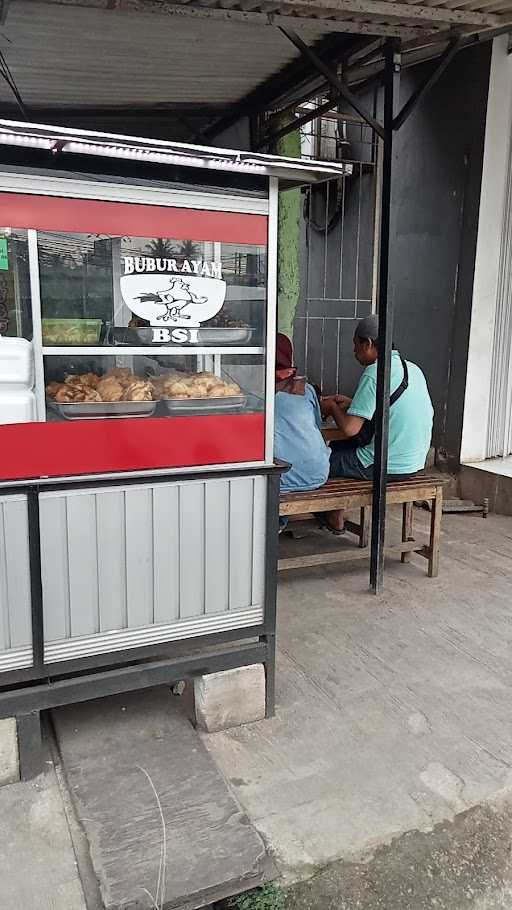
[46,368,156,418]
[158,371,246,413]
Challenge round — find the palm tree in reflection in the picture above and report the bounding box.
[174,240,200,261]
[145,239,176,258]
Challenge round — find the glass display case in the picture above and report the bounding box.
[38,231,267,423]
[0,183,273,480]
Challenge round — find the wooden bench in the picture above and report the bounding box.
[279,474,444,576]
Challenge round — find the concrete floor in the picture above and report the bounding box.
[203,508,512,888]
[0,753,87,910]
[2,506,512,910]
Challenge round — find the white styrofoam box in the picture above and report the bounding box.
[0,389,36,424]
[0,338,34,388]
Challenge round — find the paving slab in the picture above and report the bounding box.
[52,687,275,910]
[0,761,86,910]
[202,510,512,884]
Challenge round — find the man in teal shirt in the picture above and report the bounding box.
[321,314,433,530]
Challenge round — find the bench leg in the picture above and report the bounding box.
[428,487,443,578]
[401,502,414,563]
[359,506,370,548]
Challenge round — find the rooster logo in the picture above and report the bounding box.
[121,269,226,328]
[151,278,208,322]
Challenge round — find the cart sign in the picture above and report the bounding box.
[120,256,226,343]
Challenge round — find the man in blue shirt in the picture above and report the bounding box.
[321,314,433,531]
[274,333,330,494]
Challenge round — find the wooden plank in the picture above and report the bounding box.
[401,501,414,564]
[278,538,426,571]
[360,506,370,548]
[428,487,443,578]
[281,493,373,514]
[345,510,370,548]
[279,477,442,501]
[280,486,438,515]
[345,518,363,539]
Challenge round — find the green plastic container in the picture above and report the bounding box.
[42,318,102,345]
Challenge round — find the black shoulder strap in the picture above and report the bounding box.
[389,355,408,407]
[347,356,410,450]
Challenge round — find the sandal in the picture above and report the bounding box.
[314,512,345,536]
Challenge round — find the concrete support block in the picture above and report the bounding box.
[17,712,43,781]
[194,664,266,733]
[0,717,19,787]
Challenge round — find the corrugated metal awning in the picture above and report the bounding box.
[0,0,508,126]
[0,119,352,187]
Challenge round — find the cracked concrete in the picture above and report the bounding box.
[202,508,512,902]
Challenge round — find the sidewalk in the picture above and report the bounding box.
[0,749,86,910]
[3,507,512,909]
[202,509,512,898]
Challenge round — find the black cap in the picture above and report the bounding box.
[355,314,379,341]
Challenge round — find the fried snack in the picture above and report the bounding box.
[123,380,153,402]
[96,377,124,402]
[208,383,229,398]
[188,380,210,398]
[105,367,133,387]
[64,373,85,388]
[78,372,100,389]
[164,380,191,397]
[82,388,102,402]
[222,382,241,396]
[54,384,86,403]
[45,381,62,400]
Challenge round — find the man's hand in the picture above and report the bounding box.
[322,396,364,437]
[321,394,351,419]
[333,394,352,410]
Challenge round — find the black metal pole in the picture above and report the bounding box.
[369,40,401,594]
[27,487,45,670]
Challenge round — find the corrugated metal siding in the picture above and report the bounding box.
[40,475,267,646]
[0,494,33,670]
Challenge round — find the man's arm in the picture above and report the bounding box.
[323,399,364,438]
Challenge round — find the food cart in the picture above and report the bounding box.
[0,120,346,761]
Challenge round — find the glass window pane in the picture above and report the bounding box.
[44,353,265,422]
[0,229,32,340]
[37,232,267,348]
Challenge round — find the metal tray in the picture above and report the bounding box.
[110,327,155,346]
[161,395,247,414]
[49,400,157,420]
[197,327,254,345]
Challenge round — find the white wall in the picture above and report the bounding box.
[461,36,512,464]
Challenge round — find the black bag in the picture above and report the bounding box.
[348,355,409,448]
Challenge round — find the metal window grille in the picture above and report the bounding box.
[294,108,380,395]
